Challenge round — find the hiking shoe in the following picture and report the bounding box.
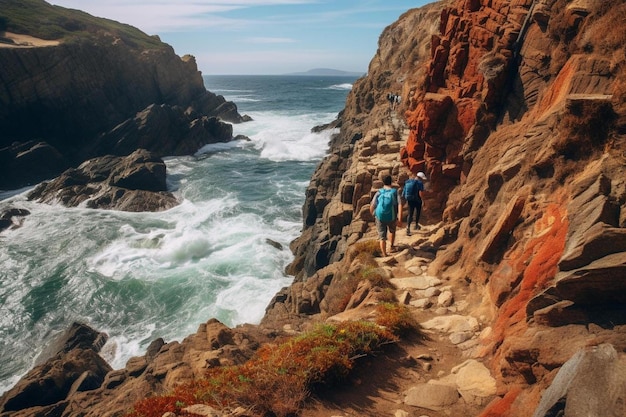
[406,228,411,236]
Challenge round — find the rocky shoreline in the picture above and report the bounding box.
[2,0,626,416]
[0,0,249,190]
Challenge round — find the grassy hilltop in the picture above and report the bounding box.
[0,0,163,49]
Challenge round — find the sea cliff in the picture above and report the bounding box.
[2,0,626,416]
[274,0,626,415]
[0,0,246,190]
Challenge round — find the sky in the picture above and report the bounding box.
[48,0,432,75]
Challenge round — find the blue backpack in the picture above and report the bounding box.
[403,179,423,202]
[375,188,397,222]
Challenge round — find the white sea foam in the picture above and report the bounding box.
[88,198,232,278]
[328,83,353,90]
[214,273,290,325]
[101,325,154,370]
[233,111,337,162]
[0,75,352,393]
[195,140,245,156]
[210,88,254,93]
[230,96,261,103]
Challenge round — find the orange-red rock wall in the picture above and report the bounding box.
[402,0,535,217]
[401,0,626,415]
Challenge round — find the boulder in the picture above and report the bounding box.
[0,207,30,232]
[0,323,111,413]
[27,149,179,212]
[420,315,480,334]
[527,252,626,325]
[531,344,626,417]
[390,275,442,290]
[404,383,459,410]
[558,222,626,271]
[451,360,497,405]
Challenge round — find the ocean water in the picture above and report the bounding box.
[0,75,357,394]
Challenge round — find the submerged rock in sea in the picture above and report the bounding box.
[0,207,30,232]
[27,149,179,212]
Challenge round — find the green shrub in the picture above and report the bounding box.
[1,0,163,49]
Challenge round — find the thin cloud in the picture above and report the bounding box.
[49,0,317,33]
[195,47,363,74]
[48,0,431,74]
[264,5,414,27]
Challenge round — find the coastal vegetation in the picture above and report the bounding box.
[2,0,626,415]
[126,308,418,417]
[1,0,162,49]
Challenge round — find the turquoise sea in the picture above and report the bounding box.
[0,75,358,394]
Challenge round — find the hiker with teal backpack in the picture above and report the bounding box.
[402,171,426,236]
[370,174,403,257]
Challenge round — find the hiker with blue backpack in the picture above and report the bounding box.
[402,171,426,236]
[370,174,403,257]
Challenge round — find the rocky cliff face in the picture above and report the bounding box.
[287,1,449,279]
[2,1,626,416]
[284,0,626,415]
[0,0,247,190]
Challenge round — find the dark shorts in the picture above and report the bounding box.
[375,217,396,240]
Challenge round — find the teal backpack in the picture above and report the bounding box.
[403,179,422,202]
[375,188,396,222]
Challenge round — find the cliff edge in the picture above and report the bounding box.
[1,0,626,416]
[0,0,247,190]
[278,0,626,415]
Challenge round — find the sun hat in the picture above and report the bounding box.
[417,172,427,180]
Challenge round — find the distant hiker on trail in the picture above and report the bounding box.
[387,92,395,109]
[402,171,426,236]
[387,92,401,110]
[370,174,402,257]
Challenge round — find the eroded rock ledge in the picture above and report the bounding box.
[3,0,626,416]
[27,149,178,212]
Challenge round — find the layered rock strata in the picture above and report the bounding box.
[283,0,626,415]
[287,1,450,280]
[2,0,626,416]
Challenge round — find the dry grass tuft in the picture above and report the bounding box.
[553,99,617,159]
[348,239,382,262]
[478,52,508,82]
[324,240,393,313]
[375,303,419,337]
[580,3,626,54]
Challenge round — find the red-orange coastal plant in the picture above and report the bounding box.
[126,308,416,417]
